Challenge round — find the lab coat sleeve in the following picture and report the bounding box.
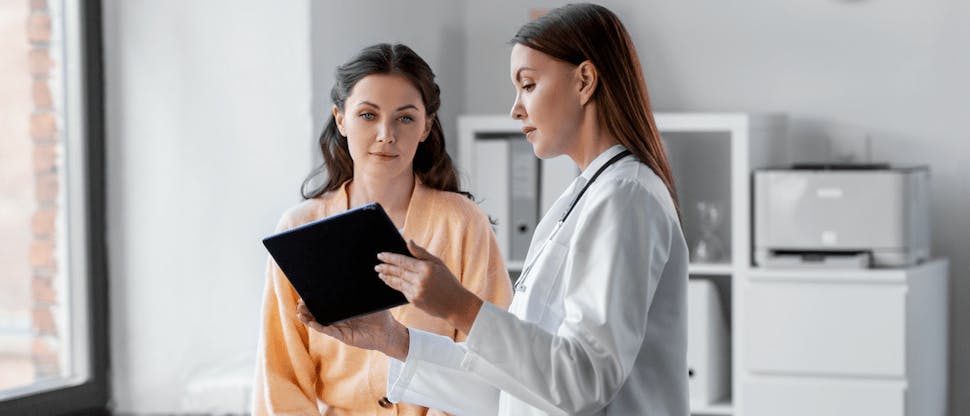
[394,201,512,416]
[460,180,674,415]
[386,328,500,416]
[252,215,322,416]
[383,210,511,415]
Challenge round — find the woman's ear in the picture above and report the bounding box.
[577,60,598,106]
[421,114,434,142]
[332,105,346,136]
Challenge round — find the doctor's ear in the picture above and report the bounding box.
[332,105,347,137]
[576,60,599,106]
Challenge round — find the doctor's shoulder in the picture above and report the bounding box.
[594,162,680,225]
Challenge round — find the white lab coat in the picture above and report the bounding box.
[386,145,689,415]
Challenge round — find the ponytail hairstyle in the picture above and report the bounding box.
[512,3,681,219]
[302,43,468,200]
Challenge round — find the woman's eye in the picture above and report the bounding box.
[399,115,415,123]
[359,112,375,120]
[522,83,535,92]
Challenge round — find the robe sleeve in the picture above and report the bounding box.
[454,210,514,341]
[252,214,322,415]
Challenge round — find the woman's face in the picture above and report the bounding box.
[509,44,584,159]
[334,73,431,182]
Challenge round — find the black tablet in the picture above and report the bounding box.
[262,202,409,325]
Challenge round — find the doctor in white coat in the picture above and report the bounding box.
[298,3,690,415]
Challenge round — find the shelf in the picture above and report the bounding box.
[745,263,931,284]
[689,263,734,275]
[691,400,733,415]
[515,262,734,275]
[662,131,734,265]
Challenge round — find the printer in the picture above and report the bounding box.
[754,164,930,268]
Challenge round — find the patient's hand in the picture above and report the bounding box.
[296,299,410,361]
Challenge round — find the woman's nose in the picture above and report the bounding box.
[376,123,396,143]
[510,94,525,120]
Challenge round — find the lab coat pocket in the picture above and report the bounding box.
[521,239,569,328]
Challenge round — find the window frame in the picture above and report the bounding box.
[0,0,109,413]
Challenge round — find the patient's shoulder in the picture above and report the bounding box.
[422,188,491,229]
[276,195,333,231]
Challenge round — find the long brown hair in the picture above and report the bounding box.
[512,3,681,218]
[302,43,468,200]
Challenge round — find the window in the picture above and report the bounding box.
[0,0,108,413]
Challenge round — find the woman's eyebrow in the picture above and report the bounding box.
[514,67,536,82]
[355,101,418,112]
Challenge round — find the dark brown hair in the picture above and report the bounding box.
[512,3,681,218]
[302,43,468,200]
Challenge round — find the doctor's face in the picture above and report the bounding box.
[509,44,585,159]
[334,73,431,181]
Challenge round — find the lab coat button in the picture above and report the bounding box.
[378,396,393,408]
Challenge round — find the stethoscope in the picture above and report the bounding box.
[514,149,632,292]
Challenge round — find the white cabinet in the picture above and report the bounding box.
[743,280,907,376]
[742,378,907,416]
[738,260,949,416]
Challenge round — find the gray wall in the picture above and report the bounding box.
[463,1,969,415]
[103,0,312,412]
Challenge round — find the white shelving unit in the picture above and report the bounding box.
[689,263,735,276]
[457,116,578,275]
[692,400,735,416]
[458,113,789,415]
[659,113,788,415]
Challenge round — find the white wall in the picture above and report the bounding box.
[102,0,311,412]
[464,1,970,415]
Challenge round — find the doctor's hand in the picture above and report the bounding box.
[296,299,410,361]
[376,239,484,335]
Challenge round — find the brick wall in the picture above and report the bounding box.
[27,0,61,379]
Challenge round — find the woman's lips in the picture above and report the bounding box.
[370,152,398,160]
[522,126,536,139]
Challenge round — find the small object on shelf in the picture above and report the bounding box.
[691,201,726,263]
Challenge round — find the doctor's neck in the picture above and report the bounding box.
[568,117,620,171]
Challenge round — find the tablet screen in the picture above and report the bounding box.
[262,202,409,325]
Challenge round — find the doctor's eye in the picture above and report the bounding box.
[359,112,376,121]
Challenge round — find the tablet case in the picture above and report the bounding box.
[262,202,409,325]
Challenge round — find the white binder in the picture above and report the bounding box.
[687,279,730,407]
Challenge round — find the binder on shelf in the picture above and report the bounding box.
[508,138,538,263]
[473,136,510,262]
[688,279,730,408]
